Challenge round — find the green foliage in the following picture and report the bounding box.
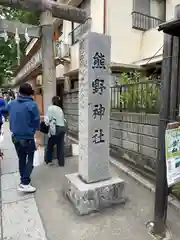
[172,183,180,199]
[0,6,39,86]
[113,71,161,114]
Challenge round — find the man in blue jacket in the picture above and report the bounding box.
[8,83,40,193]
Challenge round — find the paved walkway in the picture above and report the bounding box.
[0,124,46,240]
[1,123,180,240]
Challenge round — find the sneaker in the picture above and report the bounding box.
[18,184,36,193]
[48,162,54,166]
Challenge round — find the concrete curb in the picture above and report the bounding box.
[68,135,180,214]
[110,158,180,213]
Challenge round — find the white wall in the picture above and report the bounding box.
[62,20,72,44]
[139,29,163,62]
[106,0,142,64]
[60,0,180,72]
[166,0,180,20]
[90,0,104,34]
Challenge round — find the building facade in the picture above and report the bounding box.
[56,0,180,89]
[12,0,180,111]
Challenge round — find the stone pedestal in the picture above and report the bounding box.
[65,173,125,215]
[65,32,125,215]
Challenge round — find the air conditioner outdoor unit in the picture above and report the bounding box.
[61,43,70,58]
[36,75,42,86]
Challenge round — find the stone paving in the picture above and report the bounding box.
[1,123,180,240]
[0,123,47,240]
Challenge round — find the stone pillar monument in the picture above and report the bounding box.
[78,32,111,183]
[65,32,125,215]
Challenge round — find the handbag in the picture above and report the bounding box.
[40,121,49,134]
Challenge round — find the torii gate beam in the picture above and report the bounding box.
[0,0,87,24]
[0,19,40,37]
[0,0,88,111]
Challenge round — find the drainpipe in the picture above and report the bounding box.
[164,0,166,21]
[103,0,106,34]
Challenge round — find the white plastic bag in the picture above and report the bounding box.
[33,147,45,167]
[0,125,4,144]
[2,116,5,123]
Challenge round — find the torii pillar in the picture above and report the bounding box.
[40,10,56,113]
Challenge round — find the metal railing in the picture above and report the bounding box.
[111,80,161,114]
[132,11,164,31]
[68,18,92,45]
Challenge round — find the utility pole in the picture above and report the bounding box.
[152,5,180,237]
[152,33,173,237]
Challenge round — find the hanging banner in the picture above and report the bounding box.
[165,124,180,186]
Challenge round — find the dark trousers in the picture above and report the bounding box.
[13,138,36,185]
[45,131,65,166]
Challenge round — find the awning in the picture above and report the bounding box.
[158,19,180,37]
[64,68,78,77]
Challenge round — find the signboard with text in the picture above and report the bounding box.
[165,127,180,186]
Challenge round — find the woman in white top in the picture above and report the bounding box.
[45,96,65,166]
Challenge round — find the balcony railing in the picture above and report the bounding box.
[132,11,164,31]
[68,18,92,45]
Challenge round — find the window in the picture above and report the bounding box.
[132,0,165,31]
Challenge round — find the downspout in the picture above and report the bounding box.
[103,0,106,34]
[164,0,166,21]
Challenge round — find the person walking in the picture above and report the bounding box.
[0,93,5,130]
[0,92,5,107]
[8,83,40,193]
[44,96,65,167]
[3,94,10,122]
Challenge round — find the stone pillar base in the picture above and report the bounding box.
[64,173,126,215]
